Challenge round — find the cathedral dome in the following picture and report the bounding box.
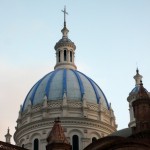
[14,8,116,150]
[22,69,109,112]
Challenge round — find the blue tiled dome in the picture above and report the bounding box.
[22,69,109,111]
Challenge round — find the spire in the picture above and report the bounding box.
[47,118,69,144]
[133,68,143,86]
[46,118,71,150]
[5,127,12,144]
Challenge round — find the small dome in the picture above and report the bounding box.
[22,69,109,111]
[130,85,141,93]
[130,85,148,95]
[54,37,76,50]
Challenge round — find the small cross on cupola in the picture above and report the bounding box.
[61,6,69,38]
[62,6,68,27]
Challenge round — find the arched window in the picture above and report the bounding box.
[64,50,67,61]
[58,51,60,62]
[72,135,79,150]
[92,137,97,143]
[22,144,24,148]
[34,139,39,150]
[70,51,72,62]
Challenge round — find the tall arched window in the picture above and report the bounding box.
[92,137,97,143]
[22,144,24,148]
[58,51,61,62]
[72,135,79,150]
[64,50,67,61]
[34,139,39,150]
[70,51,72,62]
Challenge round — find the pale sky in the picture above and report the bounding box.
[0,0,150,143]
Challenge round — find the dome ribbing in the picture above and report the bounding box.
[22,69,109,112]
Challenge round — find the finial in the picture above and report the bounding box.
[63,90,67,98]
[61,6,68,27]
[7,127,10,133]
[136,67,139,74]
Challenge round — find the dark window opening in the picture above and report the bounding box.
[92,137,97,143]
[72,135,79,150]
[34,139,39,150]
[64,50,67,61]
[22,144,24,148]
[59,51,60,62]
[70,51,72,62]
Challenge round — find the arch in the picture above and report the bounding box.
[29,132,41,150]
[19,138,25,147]
[72,135,79,150]
[92,137,97,143]
[29,133,41,142]
[68,129,83,150]
[34,138,39,150]
[22,144,25,148]
[68,129,84,137]
[64,50,67,61]
[58,51,61,62]
[70,51,72,62]
[89,131,101,141]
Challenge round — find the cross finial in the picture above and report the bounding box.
[61,6,68,27]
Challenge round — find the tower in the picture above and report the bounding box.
[127,69,143,127]
[5,128,12,144]
[132,81,150,133]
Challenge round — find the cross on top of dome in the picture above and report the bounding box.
[61,6,69,38]
[61,6,68,27]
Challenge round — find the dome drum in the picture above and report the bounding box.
[14,103,116,148]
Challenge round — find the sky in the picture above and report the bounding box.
[0,0,150,144]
